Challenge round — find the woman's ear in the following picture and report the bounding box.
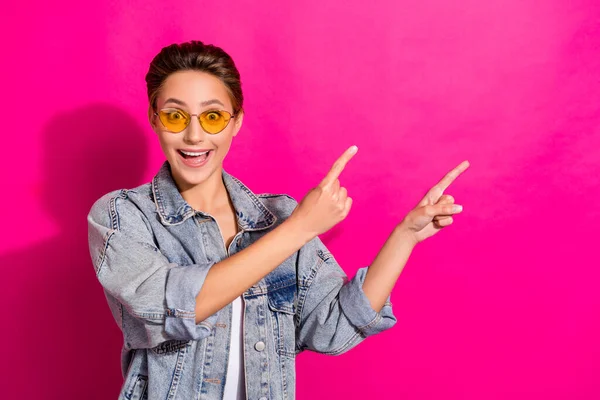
[232,110,244,137]
[148,107,158,133]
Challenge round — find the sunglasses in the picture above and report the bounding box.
[154,108,236,134]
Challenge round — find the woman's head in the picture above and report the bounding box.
[146,41,243,114]
[145,41,244,191]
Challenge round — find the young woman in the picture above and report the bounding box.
[88,40,469,400]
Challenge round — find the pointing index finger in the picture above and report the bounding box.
[435,160,470,194]
[320,146,358,187]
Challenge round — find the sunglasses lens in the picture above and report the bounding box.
[158,109,189,133]
[200,111,232,134]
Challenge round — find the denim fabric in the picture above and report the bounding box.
[87,161,396,399]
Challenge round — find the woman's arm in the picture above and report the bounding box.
[89,147,358,348]
[292,162,468,355]
[294,236,398,356]
[193,216,311,322]
[194,146,359,322]
[362,161,470,312]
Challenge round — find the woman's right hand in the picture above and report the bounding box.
[287,146,358,239]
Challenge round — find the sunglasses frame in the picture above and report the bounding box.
[154,108,236,134]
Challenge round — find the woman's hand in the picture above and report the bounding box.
[288,146,358,239]
[398,160,470,245]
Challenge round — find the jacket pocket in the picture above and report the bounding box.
[123,374,148,400]
[267,279,297,359]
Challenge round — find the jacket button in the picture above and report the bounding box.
[254,341,266,351]
[259,397,267,400]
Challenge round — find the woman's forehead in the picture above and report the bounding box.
[158,70,232,108]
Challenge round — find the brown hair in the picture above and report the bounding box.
[145,41,243,114]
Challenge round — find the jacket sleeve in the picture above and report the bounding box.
[87,190,217,349]
[295,237,397,356]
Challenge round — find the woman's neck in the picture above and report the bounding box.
[176,169,230,215]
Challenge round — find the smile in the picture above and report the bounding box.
[177,149,213,167]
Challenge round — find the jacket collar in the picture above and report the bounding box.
[151,161,276,231]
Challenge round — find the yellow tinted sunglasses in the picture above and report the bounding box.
[154,108,235,134]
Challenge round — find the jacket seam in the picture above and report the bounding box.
[228,175,275,224]
[357,312,383,332]
[321,330,365,356]
[109,189,129,231]
[295,251,327,349]
[94,229,114,276]
[95,190,128,276]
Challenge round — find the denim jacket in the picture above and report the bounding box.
[87,161,397,400]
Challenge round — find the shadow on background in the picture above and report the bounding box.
[1,104,148,399]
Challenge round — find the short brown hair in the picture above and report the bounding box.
[145,41,243,114]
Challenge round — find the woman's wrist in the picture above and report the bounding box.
[393,221,419,249]
[280,215,317,247]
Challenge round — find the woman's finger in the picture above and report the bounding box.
[418,161,469,206]
[343,197,353,217]
[433,195,455,221]
[425,203,463,218]
[320,146,358,188]
[438,194,455,204]
[433,216,454,227]
[338,187,348,203]
[331,178,340,193]
[435,160,470,194]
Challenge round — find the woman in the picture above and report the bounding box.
[88,40,468,400]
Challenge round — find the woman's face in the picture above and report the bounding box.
[150,70,243,191]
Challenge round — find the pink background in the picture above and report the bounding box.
[2,0,599,399]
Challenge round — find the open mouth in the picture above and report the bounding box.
[178,149,212,161]
[177,149,213,166]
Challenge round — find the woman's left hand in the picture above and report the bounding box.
[399,160,470,245]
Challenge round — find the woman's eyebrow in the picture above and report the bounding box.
[200,99,225,107]
[164,98,187,107]
[163,98,225,108]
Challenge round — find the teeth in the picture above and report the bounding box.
[181,150,209,157]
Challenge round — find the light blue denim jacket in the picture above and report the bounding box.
[87,161,397,400]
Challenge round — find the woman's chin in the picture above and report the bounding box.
[170,157,220,189]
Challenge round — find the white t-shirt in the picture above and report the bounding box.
[223,295,246,399]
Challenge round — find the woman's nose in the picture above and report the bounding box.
[183,117,206,144]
